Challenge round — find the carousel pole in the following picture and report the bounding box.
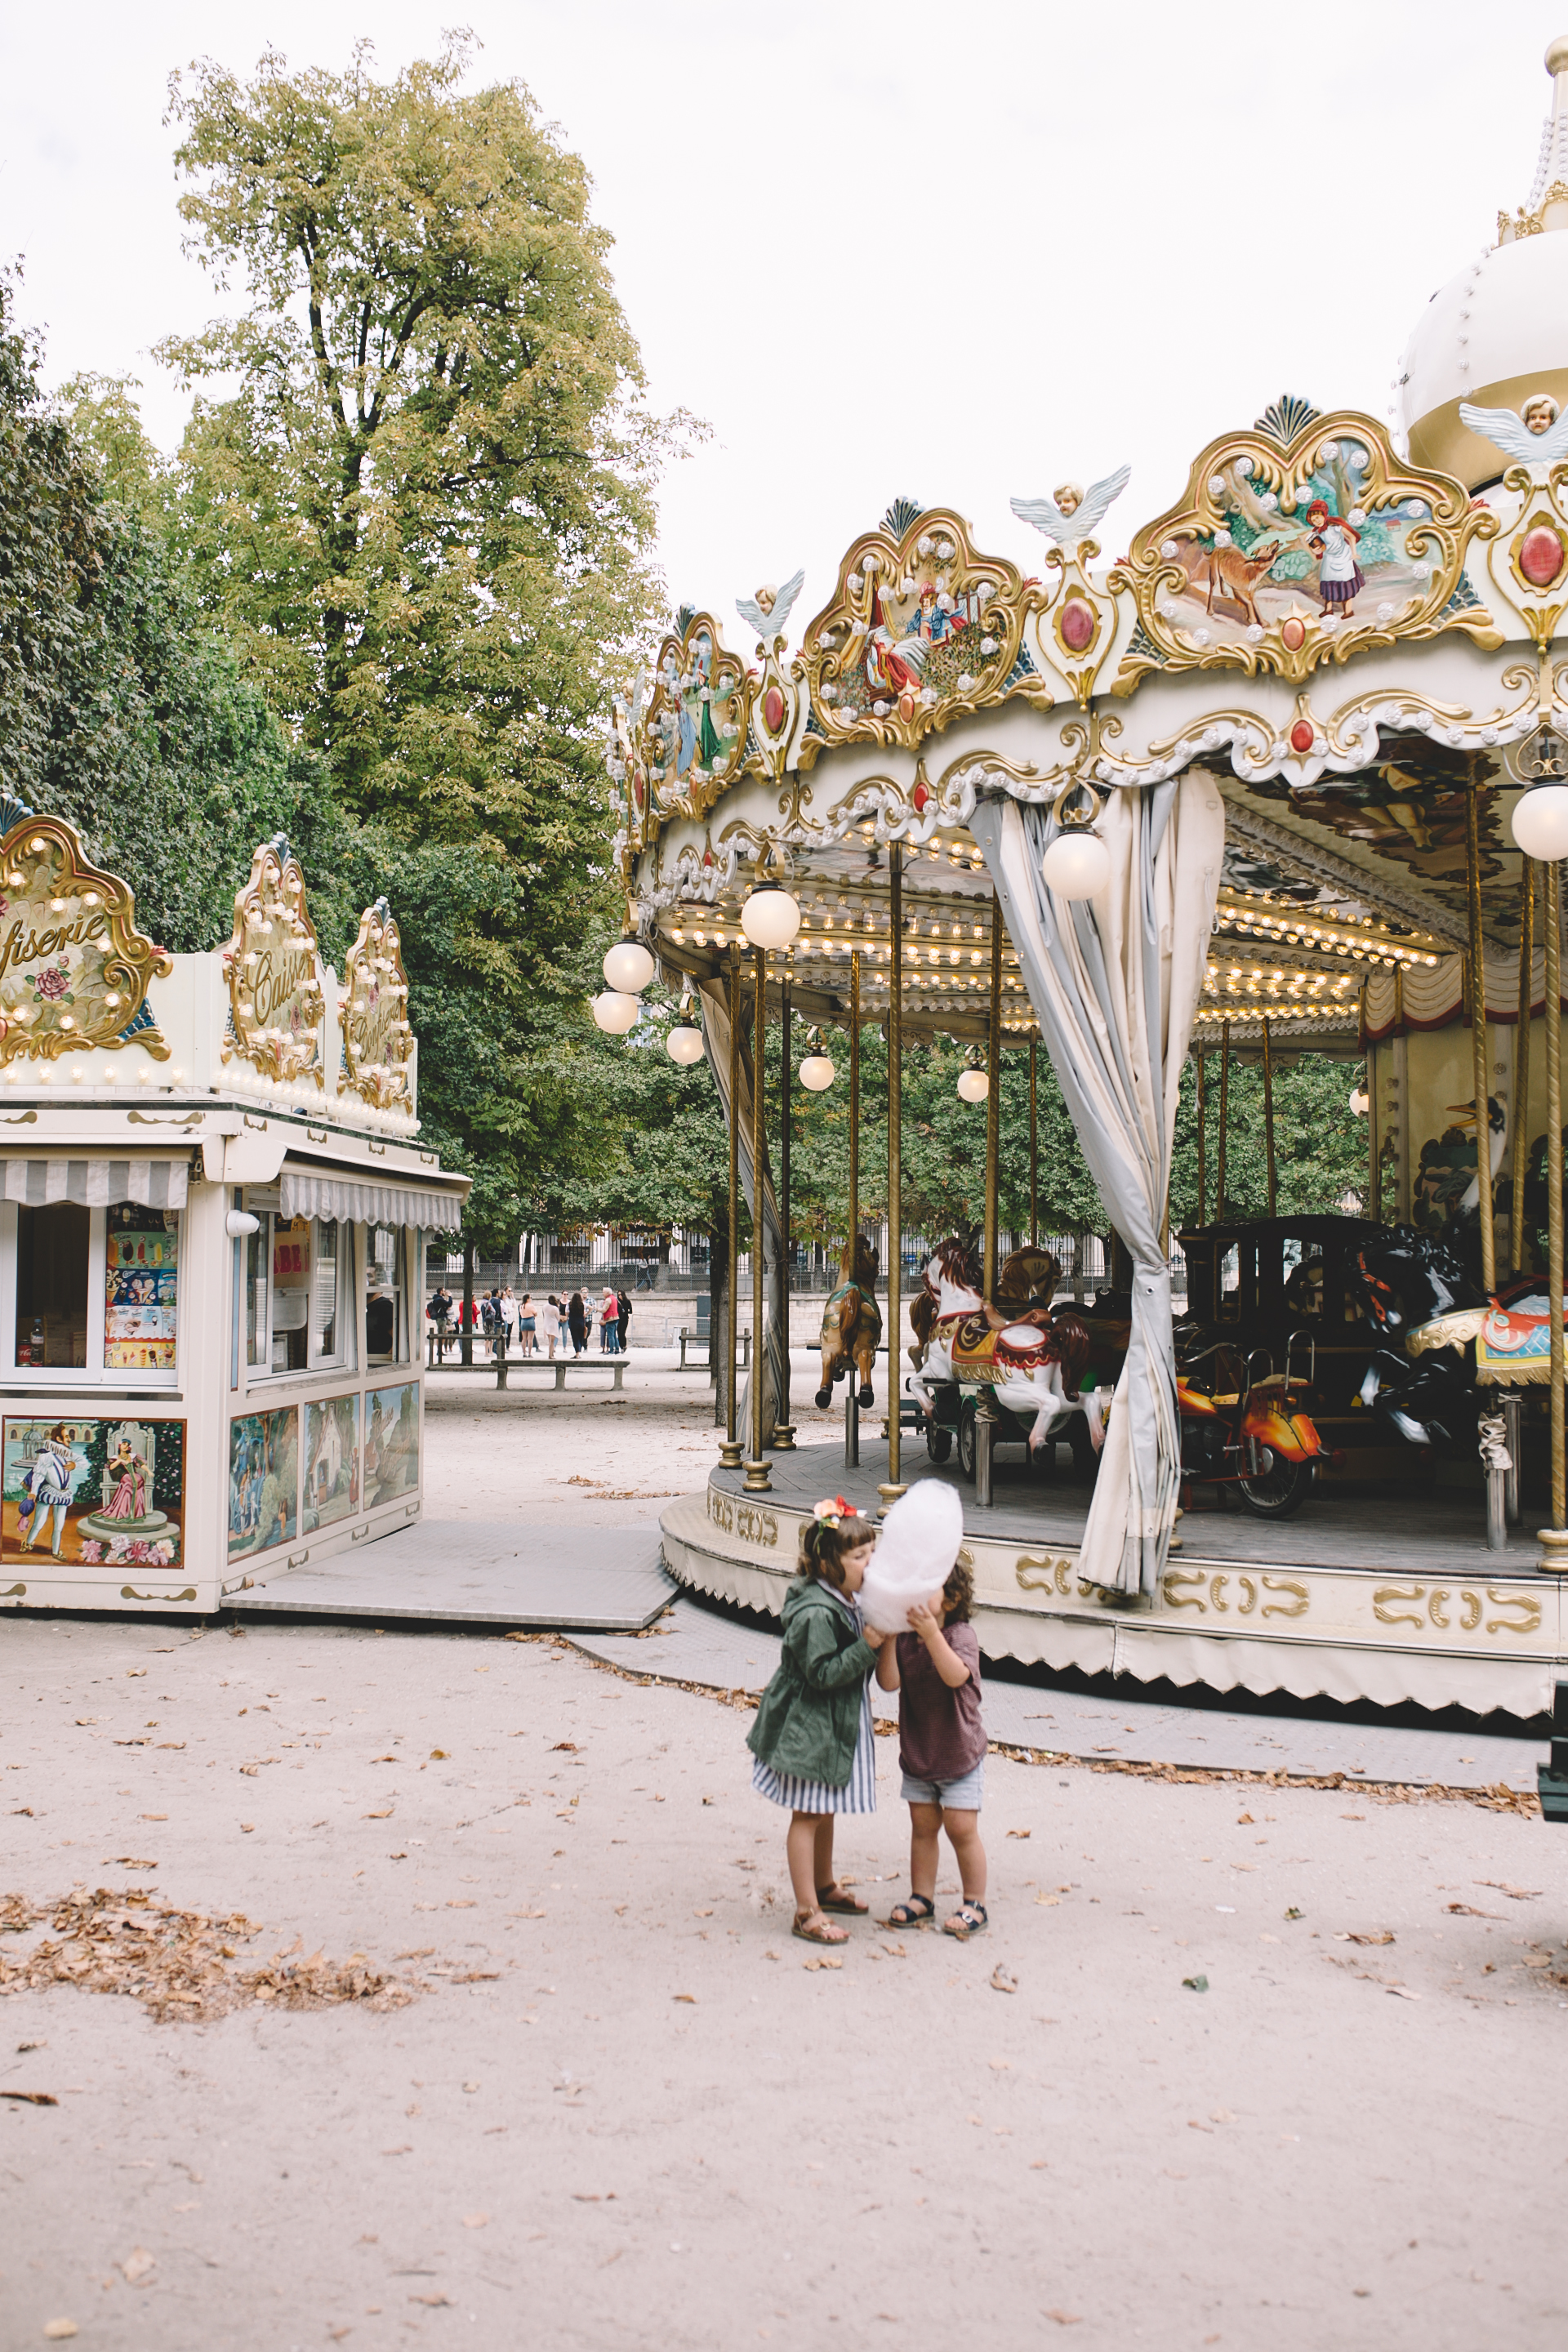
[1466,767,1497,1293]
[976,893,1003,1509]
[879,844,906,1512]
[1262,1017,1277,1218]
[743,944,772,1493]
[1510,860,1535,1274]
[1196,1049,1207,1225]
[1029,1036,1039,1250]
[847,950,861,1470]
[1541,856,1568,1567]
[1216,1018,1231,1219]
[774,973,795,1451]
[719,947,743,1470]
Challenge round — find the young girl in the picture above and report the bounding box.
[876,1555,989,1938]
[747,1496,888,1947]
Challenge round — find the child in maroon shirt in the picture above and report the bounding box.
[875,1554,989,1938]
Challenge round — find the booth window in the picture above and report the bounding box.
[105,1205,179,1373]
[243,1206,354,1375]
[366,1226,407,1365]
[16,1203,90,1369]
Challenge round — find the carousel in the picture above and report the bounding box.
[0,805,467,1617]
[607,41,1568,1722]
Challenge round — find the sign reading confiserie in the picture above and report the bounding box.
[0,815,172,1065]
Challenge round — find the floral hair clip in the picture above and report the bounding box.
[812,1494,859,1529]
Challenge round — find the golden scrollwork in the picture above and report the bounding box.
[341,898,414,1111]
[736,1503,777,1549]
[1162,1569,1210,1611]
[221,835,327,1087]
[641,612,754,824]
[1016,1552,1074,1596]
[798,506,1045,758]
[1259,1575,1309,1619]
[0,814,172,1066]
[1487,461,1568,654]
[1370,1582,1543,1638]
[1484,1588,1543,1637]
[1373,1583,1426,1628]
[1109,409,1501,696]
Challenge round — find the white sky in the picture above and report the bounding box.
[2,1,1563,636]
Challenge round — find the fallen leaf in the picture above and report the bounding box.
[988,2060,1010,2072]
[673,1993,696,2003]
[802,1957,844,1971]
[239,1824,255,1834]
[429,1749,448,1761]
[1182,1975,1209,1993]
[1521,1953,1554,1969]
[410,2294,452,2307]
[1446,1902,1500,1918]
[43,2324,78,2342]
[382,2145,412,2156]
[1209,2108,1236,2124]
[693,1908,714,1918]
[461,2213,489,2230]
[990,1964,1018,1994]
[140,1813,167,1822]
[551,1741,578,1753]
[1187,2119,1213,2134]
[1284,1907,1303,1921]
[0,2089,58,2105]
[363,1810,394,1820]
[1236,1812,1254,1825]
[1035,1894,1060,1907]
[1006,1829,1031,1839]
[445,1900,475,1909]
[1335,1931,1395,1946]
[1477,1880,1541,1900]
[1044,2313,1083,2327]
[1386,1985,1421,2001]
[572,2193,603,2203]
[109,1857,157,1870]
[74,1718,96,1726]
[121,2247,156,2285]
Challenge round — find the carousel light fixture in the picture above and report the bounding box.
[1349,1085,1370,1116]
[1040,779,1111,900]
[740,849,802,950]
[591,989,641,1036]
[666,992,706,1065]
[956,1051,989,1103]
[799,1026,836,1091]
[1508,722,1568,860]
[603,934,656,994]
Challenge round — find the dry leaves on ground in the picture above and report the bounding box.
[0,1887,414,2023]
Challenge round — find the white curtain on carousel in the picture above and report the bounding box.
[969,771,1224,1596]
[697,974,787,1448]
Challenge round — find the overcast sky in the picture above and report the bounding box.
[2,2,1562,636]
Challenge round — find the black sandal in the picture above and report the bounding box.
[886,1894,936,1929]
[943,1900,989,1940]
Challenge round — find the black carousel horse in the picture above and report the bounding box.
[1349,1224,1486,1450]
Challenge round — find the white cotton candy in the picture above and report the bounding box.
[858,1479,965,1631]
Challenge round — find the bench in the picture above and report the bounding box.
[678,1291,751,1371]
[492,1356,625,1392]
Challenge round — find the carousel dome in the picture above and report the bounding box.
[1401,37,1568,488]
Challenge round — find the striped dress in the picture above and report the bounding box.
[751,1588,878,1815]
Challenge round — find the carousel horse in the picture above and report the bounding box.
[906,1233,1096,1452]
[1348,1225,1486,1450]
[815,1232,883,1410]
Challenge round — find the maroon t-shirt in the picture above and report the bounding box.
[896,1621,986,1783]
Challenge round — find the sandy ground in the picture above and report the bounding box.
[3,1374,1568,2350]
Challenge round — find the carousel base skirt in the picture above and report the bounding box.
[661,1442,1567,1723]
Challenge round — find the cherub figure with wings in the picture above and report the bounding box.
[1010,463,1132,551]
[736,568,805,650]
[1459,392,1568,466]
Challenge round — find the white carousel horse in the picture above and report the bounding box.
[906,1236,1099,1454]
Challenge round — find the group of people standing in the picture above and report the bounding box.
[425,1279,635,1357]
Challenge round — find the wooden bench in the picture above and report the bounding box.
[492,1356,626,1392]
[678,1293,750,1370]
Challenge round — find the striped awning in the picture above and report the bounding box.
[278,1162,465,1232]
[2,1157,190,1209]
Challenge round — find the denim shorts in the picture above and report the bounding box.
[900,1759,986,1810]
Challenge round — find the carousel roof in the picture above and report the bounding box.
[612,46,1566,1066]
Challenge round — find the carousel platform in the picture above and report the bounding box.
[234,1520,675,1632]
[658,1442,1568,1722]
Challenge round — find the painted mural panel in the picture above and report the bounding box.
[304,1391,362,1535]
[2,1415,185,1567]
[364,1382,418,1509]
[228,1405,300,1561]
[104,1203,180,1372]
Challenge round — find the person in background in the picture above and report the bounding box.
[568,1290,587,1356]
[427,1283,453,1359]
[599,1284,620,1354]
[500,1285,519,1356]
[537,1293,561,1359]
[519,1292,536,1356]
[617,1285,633,1354]
[367,1286,395,1359]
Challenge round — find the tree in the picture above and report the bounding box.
[155,38,682,1243]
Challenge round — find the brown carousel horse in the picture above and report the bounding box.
[815,1232,882,1409]
[907,1232,1094,1451]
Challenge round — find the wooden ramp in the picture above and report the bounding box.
[233,1521,675,1632]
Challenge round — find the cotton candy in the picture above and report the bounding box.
[858,1478,965,1631]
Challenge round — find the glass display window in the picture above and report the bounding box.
[365,1225,408,1365]
[4,1197,178,1384]
[16,1202,90,1370]
[240,1199,354,1380]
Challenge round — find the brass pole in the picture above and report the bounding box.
[1544,856,1566,1557]
[1466,768,1496,1291]
[775,975,795,1450]
[1028,1036,1039,1250]
[1262,1017,1277,1218]
[720,948,743,1468]
[1511,860,1535,1274]
[1216,1019,1231,1218]
[984,895,1002,1298]
[744,945,771,1491]
[1196,1050,1207,1225]
[880,845,906,1508]
[847,951,861,1471]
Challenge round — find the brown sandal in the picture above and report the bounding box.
[815,1882,868,1916]
[792,1907,849,1946]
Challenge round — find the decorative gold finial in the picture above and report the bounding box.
[1547,34,1568,75]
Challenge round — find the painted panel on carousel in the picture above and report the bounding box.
[1111,400,1500,692]
[0,808,172,1066]
[641,610,752,823]
[303,1390,362,1535]
[221,834,327,1087]
[228,1405,300,1561]
[341,898,414,1111]
[365,1380,419,1508]
[2,1414,185,1569]
[798,501,1044,760]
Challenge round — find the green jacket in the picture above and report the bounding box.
[747,1577,877,1788]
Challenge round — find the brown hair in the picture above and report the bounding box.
[940,1555,973,1624]
[797,1514,869,1591]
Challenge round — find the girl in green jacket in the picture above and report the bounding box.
[747,1497,888,1947]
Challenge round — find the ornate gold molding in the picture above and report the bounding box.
[643,612,755,824]
[341,898,414,1110]
[0,815,172,1066]
[220,835,327,1086]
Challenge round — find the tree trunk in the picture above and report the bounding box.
[461,1236,474,1366]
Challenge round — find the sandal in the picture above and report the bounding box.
[792,1907,849,1946]
[943,1900,989,1940]
[886,1894,936,1929]
[815,1882,869,1917]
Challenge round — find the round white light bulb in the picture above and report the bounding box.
[1041,827,1111,900]
[591,989,641,1036]
[740,884,802,950]
[666,1024,706,1066]
[799,1053,836,1092]
[603,938,656,993]
[1511,783,1568,862]
[956,1067,989,1102]
[1348,1087,1370,1116]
